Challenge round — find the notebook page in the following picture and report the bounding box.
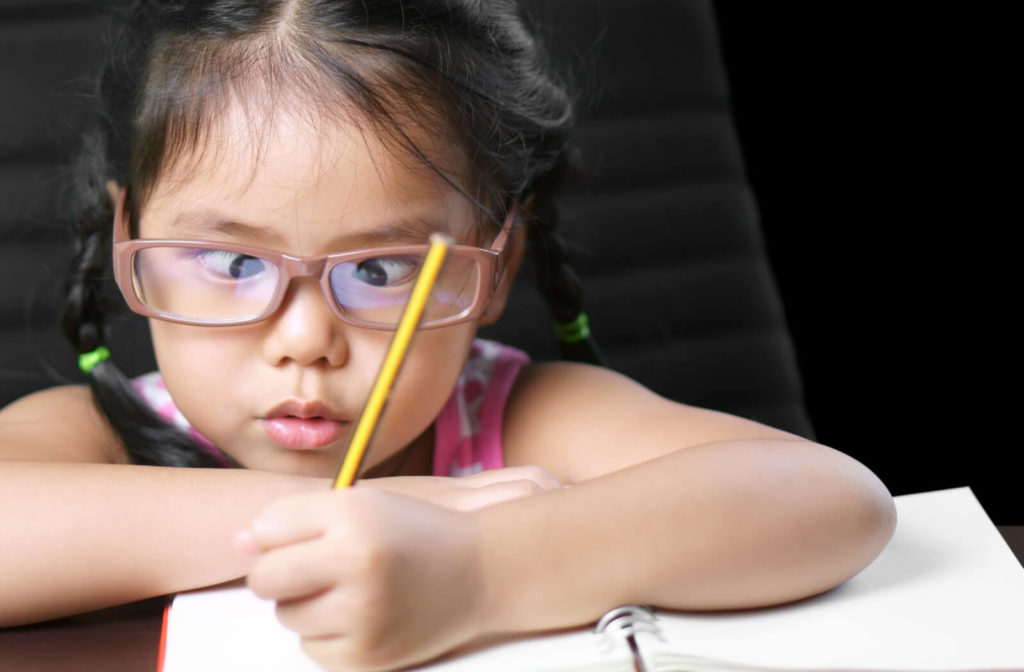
[638,487,1024,671]
[161,583,325,672]
[162,582,634,672]
[405,628,634,672]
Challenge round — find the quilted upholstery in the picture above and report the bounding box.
[0,0,813,437]
[1,2,113,405]
[484,0,812,436]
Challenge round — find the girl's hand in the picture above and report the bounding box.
[237,488,489,672]
[363,465,562,511]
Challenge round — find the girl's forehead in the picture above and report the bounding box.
[155,100,461,199]
[142,103,480,249]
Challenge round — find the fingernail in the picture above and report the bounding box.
[232,528,259,554]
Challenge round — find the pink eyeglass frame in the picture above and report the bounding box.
[111,192,515,330]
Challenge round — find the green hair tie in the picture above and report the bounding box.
[78,346,111,375]
[553,312,591,344]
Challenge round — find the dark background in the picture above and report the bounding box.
[712,4,1017,521]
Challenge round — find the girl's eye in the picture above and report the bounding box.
[353,256,419,287]
[193,249,269,280]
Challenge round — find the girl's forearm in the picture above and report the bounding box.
[471,440,896,634]
[0,461,321,626]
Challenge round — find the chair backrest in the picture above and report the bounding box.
[485,0,813,436]
[1,2,112,405]
[0,0,813,438]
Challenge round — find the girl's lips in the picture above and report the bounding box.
[260,417,346,450]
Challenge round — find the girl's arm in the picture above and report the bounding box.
[477,441,894,632]
[0,386,556,627]
[482,361,896,629]
[0,460,320,626]
[0,386,321,625]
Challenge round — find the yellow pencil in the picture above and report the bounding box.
[332,233,453,489]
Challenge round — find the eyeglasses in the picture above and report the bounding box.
[112,206,514,330]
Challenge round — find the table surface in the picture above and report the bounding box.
[2,526,1022,672]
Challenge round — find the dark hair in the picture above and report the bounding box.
[62,0,601,467]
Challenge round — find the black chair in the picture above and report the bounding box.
[0,0,813,439]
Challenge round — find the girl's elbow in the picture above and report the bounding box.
[826,469,898,588]
[817,444,898,563]
[856,479,898,562]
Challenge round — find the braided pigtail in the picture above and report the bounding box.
[60,182,226,467]
[525,152,605,365]
[57,10,227,468]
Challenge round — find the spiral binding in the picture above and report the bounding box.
[594,606,659,672]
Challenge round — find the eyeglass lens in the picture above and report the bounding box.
[131,246,481,326]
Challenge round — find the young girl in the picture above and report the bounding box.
[0,1,896,670]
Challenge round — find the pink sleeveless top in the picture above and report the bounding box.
[132,339,529,476]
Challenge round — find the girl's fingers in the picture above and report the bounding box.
[247,537,340,602]
[465,465,561,490]
[244,490,338,551]
[447,465,564,510]
[299,633,389,672]
[455,478,548,509]
[274,587,353,638]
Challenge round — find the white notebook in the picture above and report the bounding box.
[159,487,1024,672]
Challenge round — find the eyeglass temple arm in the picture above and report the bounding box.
[489,203,518,289]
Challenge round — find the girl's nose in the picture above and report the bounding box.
[261,279,349,368]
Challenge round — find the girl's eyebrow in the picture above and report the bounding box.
[351,215,455,246]
[167,211,284,245]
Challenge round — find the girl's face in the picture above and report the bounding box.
[137,106,500,477]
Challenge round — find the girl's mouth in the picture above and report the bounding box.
[260,416,346,450]
[260,400,348,450]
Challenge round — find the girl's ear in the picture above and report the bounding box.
[111,182,129,238]
[105,180,121,208]
[479,202,531,325]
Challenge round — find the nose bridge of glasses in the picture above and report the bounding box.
[274,254,340,321]
[279,254,328,282]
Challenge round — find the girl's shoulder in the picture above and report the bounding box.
[502,361,800,484]
[0,385,126,463]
